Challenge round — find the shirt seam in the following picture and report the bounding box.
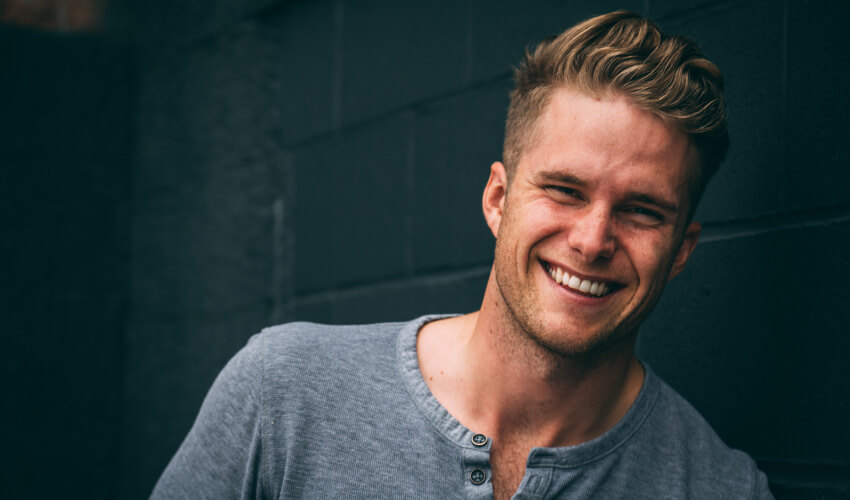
[398,317,663,467]
[397,337,470,451]
[396,315,485,452]
[531,377,662,469]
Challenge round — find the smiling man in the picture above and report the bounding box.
[154,11,772,500]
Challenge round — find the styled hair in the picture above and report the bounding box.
[504,11,728,216]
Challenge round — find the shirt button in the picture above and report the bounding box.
[470,469,486,485]
[471,433,489,447]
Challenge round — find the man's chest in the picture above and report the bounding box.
[490,441,535,500]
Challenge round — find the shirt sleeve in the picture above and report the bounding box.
[151,334,266,500]
[753,467,775,500]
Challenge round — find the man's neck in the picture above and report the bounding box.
[417,306,644,448]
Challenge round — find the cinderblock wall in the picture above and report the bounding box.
[122,1,850,499]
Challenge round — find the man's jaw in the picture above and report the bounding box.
[541,260,623,298]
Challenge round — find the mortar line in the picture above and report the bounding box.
[465,0,475,84]
[780,0,789,208]
[700,205,850,243]
[296,265,492,304]
[331,0,345,130]
[270,196,285,324]
[404,111,416,276]
[297,204,850,301]
[287,72,512,150]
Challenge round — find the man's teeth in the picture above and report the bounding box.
[547,265,610,297]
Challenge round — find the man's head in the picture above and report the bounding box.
[503,11,727,219]
[481,11,727,359]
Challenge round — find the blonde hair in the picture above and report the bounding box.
[504,11,728,215]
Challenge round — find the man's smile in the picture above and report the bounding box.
[540,260,624,298]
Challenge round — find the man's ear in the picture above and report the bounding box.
[668,221,701,281]
[482,161,508,238]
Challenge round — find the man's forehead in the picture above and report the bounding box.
[541,90,687,151]
[513,90,696,217]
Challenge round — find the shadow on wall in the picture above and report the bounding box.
[1,0,132,499]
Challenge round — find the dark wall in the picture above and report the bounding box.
[124,1,850,498]
[0,22,132,500]
[7,1,847,499]
[636,3,850,496]
[120,1,282,496]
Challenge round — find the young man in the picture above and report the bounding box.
[153,11,773,499]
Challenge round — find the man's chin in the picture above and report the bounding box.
[526,320,637,364]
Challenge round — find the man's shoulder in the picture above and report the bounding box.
[649,373,742,455]
[636,369,771,497]
[252,319,408,371]
[258,319,406,349]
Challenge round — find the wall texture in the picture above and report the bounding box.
[1,20,132,500]
[7,1,847,499]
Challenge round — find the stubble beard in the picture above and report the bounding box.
[492,245,639,371]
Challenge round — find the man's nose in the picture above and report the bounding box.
[567,205,616,262]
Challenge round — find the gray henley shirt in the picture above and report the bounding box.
[152,314,773,499]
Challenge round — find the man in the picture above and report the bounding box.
[153,11,772,499]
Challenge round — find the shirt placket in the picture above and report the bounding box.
[462,433,493,499]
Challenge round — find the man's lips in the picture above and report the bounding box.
[541,260,623,297]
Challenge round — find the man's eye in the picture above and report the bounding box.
[546,186,581,200]
[624,207,663,223]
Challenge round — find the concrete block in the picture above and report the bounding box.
[786,1,850,211]
[130,180,274,321]
[329,270,489,325]
[411,82,507,272]
[662,2,786,222]
[126,15,283,498]
[132,0,279,57]
[470,0,644,82]
[637,220,850,462]
[131,19,279,320]
[134,20,282,195]
[341,0,468,125]
[293,115,409,293]
[262,0,336,144]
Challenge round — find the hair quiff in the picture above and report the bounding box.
[504,11,728,214]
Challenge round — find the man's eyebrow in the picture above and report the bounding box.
[625,191,680,214]
[535,170,680,214]
[535,170,587,186]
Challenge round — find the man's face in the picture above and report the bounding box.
[483,87,700,357]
